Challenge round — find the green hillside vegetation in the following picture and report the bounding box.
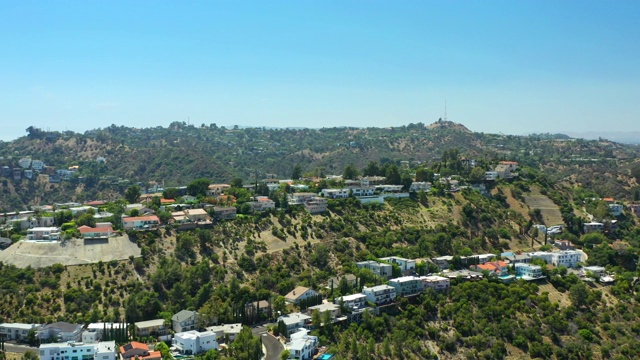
[1,124,640,359]
[1,121,639,210]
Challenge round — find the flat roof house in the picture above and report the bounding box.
[122,215,160,230]
[172,330,218,355]
[0,323,40,341]
[356,261,393,279]
[388,276,422,297]
[276,313,312,336]
[37,322,83,342]
[134,319,168,338]
[334,293,368,310]
[362,285,396,306]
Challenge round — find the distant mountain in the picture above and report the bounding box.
[0,121,638,210]
[564,131,640,144]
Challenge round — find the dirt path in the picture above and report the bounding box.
[0,235,141,268]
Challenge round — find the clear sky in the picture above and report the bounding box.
[1,1,639,141]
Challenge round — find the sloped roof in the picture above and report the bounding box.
[172,310,197,322]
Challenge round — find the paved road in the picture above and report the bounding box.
[261,334,284,360]
[251,324,283,360]
[4,343,38,354]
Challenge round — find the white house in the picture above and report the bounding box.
[134,319,169,337]
[172,330,218,355]
[39,341,116,360]
[276,313,312,336]
[334,293,367,310]
[248,196,276,212]
[609,203,624,217]
[356,261,393,279]
[206,323,243,343]
[485,171,498,181]
[284,286,319,305]
[26,227,61,241]
[380,256,416,274]
[418,276,450,291]
[37,322,83,342]
[409,182,432,192]
[0,323,39,341]
[289,193,317,205]
[583,222,604,233]
[321,189,349,199]
[307,303,341,322]
[122,215,160,230]
[528,250,581,268]
[514,264,544,280]
[362,285,396,306]
[303,197,327,214]
[388,276,422,297]
[285,328,318,360]
[82,323,127,343]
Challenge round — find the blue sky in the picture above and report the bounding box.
[1,1,639,141]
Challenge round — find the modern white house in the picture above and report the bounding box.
[388,276,423,297]
[380,256,416,274]
[303,197,327,214]
[409,182,432,192]
[334,293,367,310]
[419,276,451,291]
[528,250,581,268]
[37,322,83,342]
[26,227,61,241]
[0,323,39,341]
[82,323,127,343]
[39,341,116,360]
[583,222,604,233]
[514,264,544,280]
[356,261,393,279]
[206,323,243,342]
[172,330,218,355]
[307,303,341,322]
[362,285,397,305]
[285,328,318,360]
[276,313,312,336]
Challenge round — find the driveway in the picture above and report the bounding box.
[261,334,284,360]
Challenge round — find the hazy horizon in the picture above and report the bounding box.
[2,1,639,142]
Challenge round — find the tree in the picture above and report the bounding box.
[230,178,243,188]
[291,165,302,180]
[188,178,211,197]
[468,167,486,182]
[224,326,262,360]
[163,188,179,199]
[363,161,380,177]
[280,350,290,360]
[569,282,589,308]
[343,164,359,180]
[154,342,173,360]
[125,185,141,204]
[76,213,96,227]
[415,167,434,182]
[22,351,38,360]
[385,164,401,185]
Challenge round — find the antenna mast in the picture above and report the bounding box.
[444,100,448,122]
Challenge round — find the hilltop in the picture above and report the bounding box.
[0,121,638,211]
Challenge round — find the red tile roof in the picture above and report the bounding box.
[78,225,113,234]
[119,341,149,354]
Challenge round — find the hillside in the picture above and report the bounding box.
[1,121,639,210]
